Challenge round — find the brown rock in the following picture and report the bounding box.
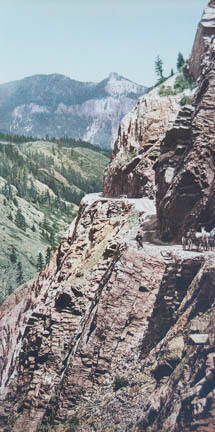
[188,3,215,81]
[103,94,183,199]
[155,11,215,241]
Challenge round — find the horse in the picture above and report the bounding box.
[198,227,209,251]
[182,232,192,250]
[189,229,203,251]
[208,228,215,251]
[182,227,209,252]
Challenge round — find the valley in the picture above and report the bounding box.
[0,137,110,304]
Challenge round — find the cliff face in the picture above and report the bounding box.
[1,193,215,432]
[1,3,215,432]
[155,3,215,241]
[103,75,191,199]
[188,2,215,81]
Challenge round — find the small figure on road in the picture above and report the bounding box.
[89,227,97,247]
[136,231,143,248]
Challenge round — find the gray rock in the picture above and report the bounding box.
[188,334,209,345]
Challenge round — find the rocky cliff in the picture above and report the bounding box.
[0,72,147,149]
[103,73,194,199]
[155,3,215,241]
[188,1,215,81]
[1,2,215,432]
[1,193,215,432]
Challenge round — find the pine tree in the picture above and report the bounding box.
[155,55,164,81]
[8,286,13,295]
[49,229,55,246]
[16,261,24,285]
[10,246,17,263]
[8,212,13,221]
[37,252,44,272]
[15,208,26,231]
[13,197,18,207]
[42,215,50,231]
[45,247,51,265]
[177,52,185,70]
[2,183,13,201]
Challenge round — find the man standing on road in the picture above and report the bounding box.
[136,230,144,248]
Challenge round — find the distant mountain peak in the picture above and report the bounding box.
[105,72,146,98]
[108,72,120,80]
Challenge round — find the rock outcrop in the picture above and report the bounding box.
[155,3,215,241]
[188,2,215,81]
[103,75,190,199]
[1,193,215,432]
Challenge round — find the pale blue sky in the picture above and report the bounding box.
[0,0,208,87]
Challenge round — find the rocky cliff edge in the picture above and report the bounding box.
[155,3,215,241]
[1,193,215,431]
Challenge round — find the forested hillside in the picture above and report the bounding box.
[0,135,110,304]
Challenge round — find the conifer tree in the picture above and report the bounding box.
[2,183,13,201]
[15,208,26,231]
[45,247,51,265]
[177,52,185,70]
[8,286,13,295]
[155,55,164,81]
[16,261,24,285]
[10,246,17,263]
[42,215,50,231]
[37,252,44,272]
[49,229,55,246]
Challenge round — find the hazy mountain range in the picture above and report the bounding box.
[0,72,148,149]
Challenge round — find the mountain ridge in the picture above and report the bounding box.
[0,72,148,148]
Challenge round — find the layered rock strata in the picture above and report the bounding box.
[1,194,215,431]
[155,4,215,241]
[103,93,183,199]
[188,2,215,81]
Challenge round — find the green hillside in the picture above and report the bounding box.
[0,136,110,304]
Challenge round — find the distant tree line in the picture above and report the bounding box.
[0,132,37,144]
[42,135,111,158]
[0,131,111,158]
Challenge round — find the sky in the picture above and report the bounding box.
[0,0,208,87]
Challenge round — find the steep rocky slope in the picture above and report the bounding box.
[188,0,215,81]
[103,73,194,199]
[1,2,215,432]
[0,194,215,432]
[155,2,215,241]
[0,72,147,149]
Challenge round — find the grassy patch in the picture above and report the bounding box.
[114,375,129,391]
